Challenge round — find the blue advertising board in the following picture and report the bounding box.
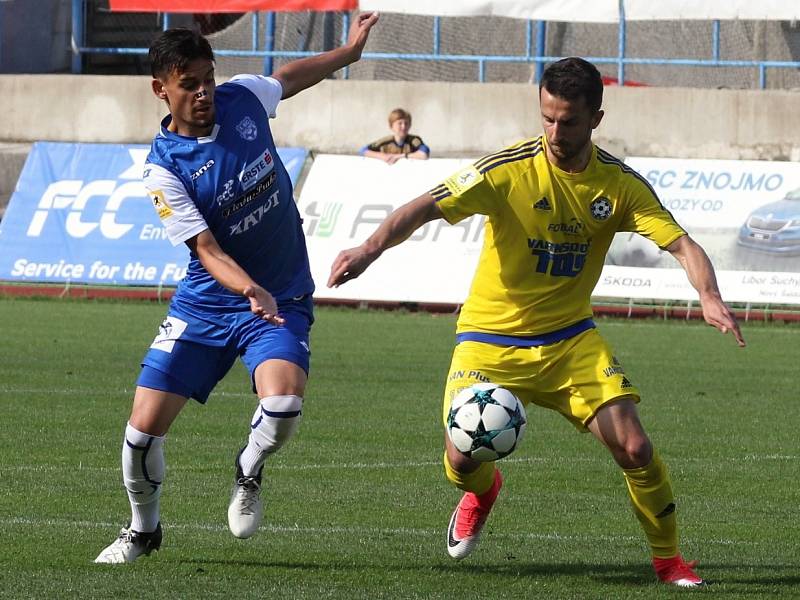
[0,142,308,285]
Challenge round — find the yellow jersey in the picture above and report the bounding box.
[429,136,686,337]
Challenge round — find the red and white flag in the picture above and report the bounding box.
[109,0,357,12]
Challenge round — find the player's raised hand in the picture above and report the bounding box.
[244,285,286,325]
[328,246,375,288]
[346,12,379,58]
[701,295,745,347]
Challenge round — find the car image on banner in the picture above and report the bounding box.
[738,187,800,255]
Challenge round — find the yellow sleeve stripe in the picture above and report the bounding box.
[474,137,543,173]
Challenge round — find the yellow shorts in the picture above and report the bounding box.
[442,328,640,431]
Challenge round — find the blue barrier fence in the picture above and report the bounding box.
[70,0,800,89]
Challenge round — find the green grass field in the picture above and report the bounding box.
[0,297,798,599]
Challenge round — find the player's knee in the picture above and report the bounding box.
[249,395,303,454]
[615,435,652,469]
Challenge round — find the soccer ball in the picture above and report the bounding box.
[446,383,527,462]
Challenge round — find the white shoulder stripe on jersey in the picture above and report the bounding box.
[227,74,282,118]
[143,162,209,247]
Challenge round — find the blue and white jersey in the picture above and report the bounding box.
[143,74,314,312]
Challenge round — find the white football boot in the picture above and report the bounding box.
[94,523,162,564]
[227,451,264,539]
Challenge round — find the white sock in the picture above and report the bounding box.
[122,422,164,533]
[239,395,303,477]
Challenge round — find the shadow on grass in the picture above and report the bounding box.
[438,561,800,590]
[183,556,800,591]
[184,556,652,585]
[433,560,652,586]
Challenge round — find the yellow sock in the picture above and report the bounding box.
[622,450,679,559]
[443,451,496,495]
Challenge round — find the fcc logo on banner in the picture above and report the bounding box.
[0,142,188,285]
[0,142,308,286]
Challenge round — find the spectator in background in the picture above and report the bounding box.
[361,108,430,164]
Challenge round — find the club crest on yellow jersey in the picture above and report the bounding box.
[590,196,613,220]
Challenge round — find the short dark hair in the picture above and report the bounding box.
[539,57,603,113]
[149,28,214,78]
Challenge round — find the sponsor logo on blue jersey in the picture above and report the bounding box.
[239,149,274,191]
[222,171,277,218]
[216,179,236,206]
[229,190,280,235]
[191,159,215,181]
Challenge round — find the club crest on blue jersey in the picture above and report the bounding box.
[236,116,258,141]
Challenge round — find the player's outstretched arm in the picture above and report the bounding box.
[328,192,443,288]
[187,230,285,325]
[666,234,745,347]
[272,12,379,99]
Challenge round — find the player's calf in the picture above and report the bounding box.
[121,423,165,533]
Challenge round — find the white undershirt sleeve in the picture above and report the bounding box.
[143,163,208,246]
[227,74,283,117]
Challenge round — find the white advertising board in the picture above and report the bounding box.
[606,157,800,304]
[300,155,800,306]
[623,157,800,230]
[595,266,800,305]
[298,155,479,304]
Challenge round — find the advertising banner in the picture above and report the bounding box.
[5,149,797,304]
[594,266,800,305]
[605,157,800,303]
[301,155,800,306]
[109,0,357,12]
[298,154,479,304]
[0,142,308,286]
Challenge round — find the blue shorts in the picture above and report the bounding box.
[137,295,313,403]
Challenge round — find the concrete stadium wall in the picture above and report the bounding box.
[2,74,800,161]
